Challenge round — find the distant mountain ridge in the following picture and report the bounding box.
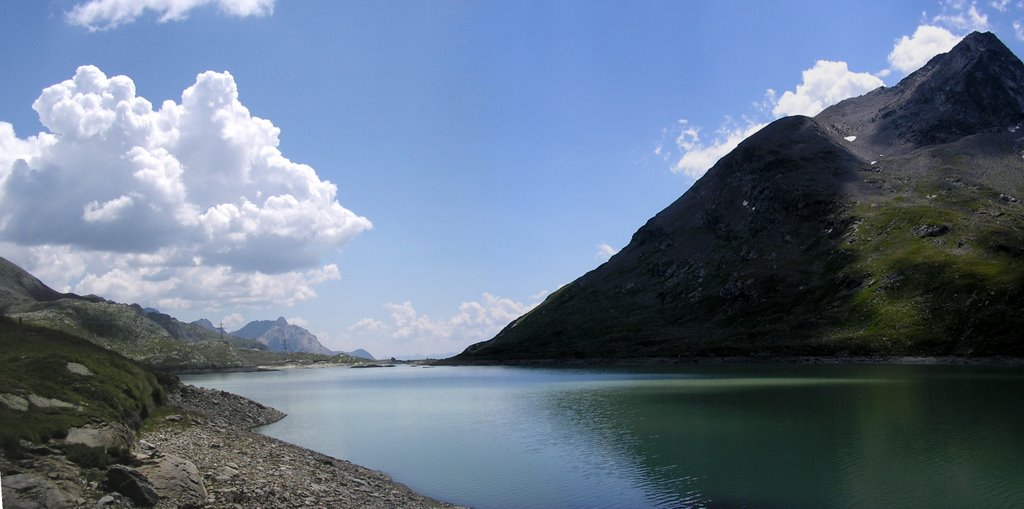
[192,318,225,334]
[231,319,276,340]
[455,32,1024,362]
[344,348,375,360]
[0,256,352,370]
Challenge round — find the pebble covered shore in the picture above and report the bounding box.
[0,381,463,508]
[141,383,462,508]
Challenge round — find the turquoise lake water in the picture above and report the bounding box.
[183,364,1024,508]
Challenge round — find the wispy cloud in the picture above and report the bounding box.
[66,0,274,31]
[932,1,990,31]
[669,118,767,179]
[343,293,543,356]
[594,242,618,261]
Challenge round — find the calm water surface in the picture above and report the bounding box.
[183,364,1024,508]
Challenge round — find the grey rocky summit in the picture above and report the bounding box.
[231,316,333,355]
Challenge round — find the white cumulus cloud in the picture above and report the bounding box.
[349,318,389,334]
[888,25,962,74]
[66,0,274,30]
[772,60,884,117]
[0,66,370,310]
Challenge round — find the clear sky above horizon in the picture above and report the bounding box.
[2,0,1022,358]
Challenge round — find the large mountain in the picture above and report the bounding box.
[232,317,333,355]
[456,32,1024,362]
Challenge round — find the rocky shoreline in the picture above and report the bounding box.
[441,355,1024,367]
[145,383,459,508]
[1,382,462,508]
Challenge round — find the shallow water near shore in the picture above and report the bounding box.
[184,364,1024,508]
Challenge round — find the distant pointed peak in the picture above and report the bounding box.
[275,316,288,325]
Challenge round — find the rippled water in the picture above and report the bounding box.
[184,364,1024,508]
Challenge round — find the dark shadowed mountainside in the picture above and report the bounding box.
[455,32,1024,363]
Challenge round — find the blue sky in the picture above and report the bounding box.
[1,0,1022,358]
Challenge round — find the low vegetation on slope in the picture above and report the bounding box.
[0,317,164,453]
[824,137,1024,355]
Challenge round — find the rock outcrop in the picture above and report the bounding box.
[63,422,134,450]
[2,472,83,509]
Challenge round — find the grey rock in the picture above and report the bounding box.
[1,472,82,509]
[105,465,160,507]
[0,393,29,411]
[27,393,77,410]
[913,223,952,238]
[18,440,61,456]
[138,453,208,506]
[65,362,92,376]
[64,422,134,449]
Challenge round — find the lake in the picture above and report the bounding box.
[183,364,1024,508]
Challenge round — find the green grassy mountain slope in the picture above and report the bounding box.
[455,32,1024,362]
[0,257,355,370]
[0,317,164,451]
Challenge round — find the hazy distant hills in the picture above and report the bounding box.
[0,256,354,370]
[192,318,225,334]
[345,348,376,360]
[231,317,333,355]
[456,32,1024,362]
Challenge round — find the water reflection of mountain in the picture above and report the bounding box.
[535,365,1024,508]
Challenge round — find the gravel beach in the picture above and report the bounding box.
[1,381,462,508]
[139,383,462,508]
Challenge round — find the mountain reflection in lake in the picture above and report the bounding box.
[184,364,1024,509]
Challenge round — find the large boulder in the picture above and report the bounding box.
[104,465,160,507]
[139,453,209,507]
[1,472,82,509]
[63,422,133,450]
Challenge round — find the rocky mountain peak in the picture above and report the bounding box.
[817,31,1024,154]
[231,316,332,355]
